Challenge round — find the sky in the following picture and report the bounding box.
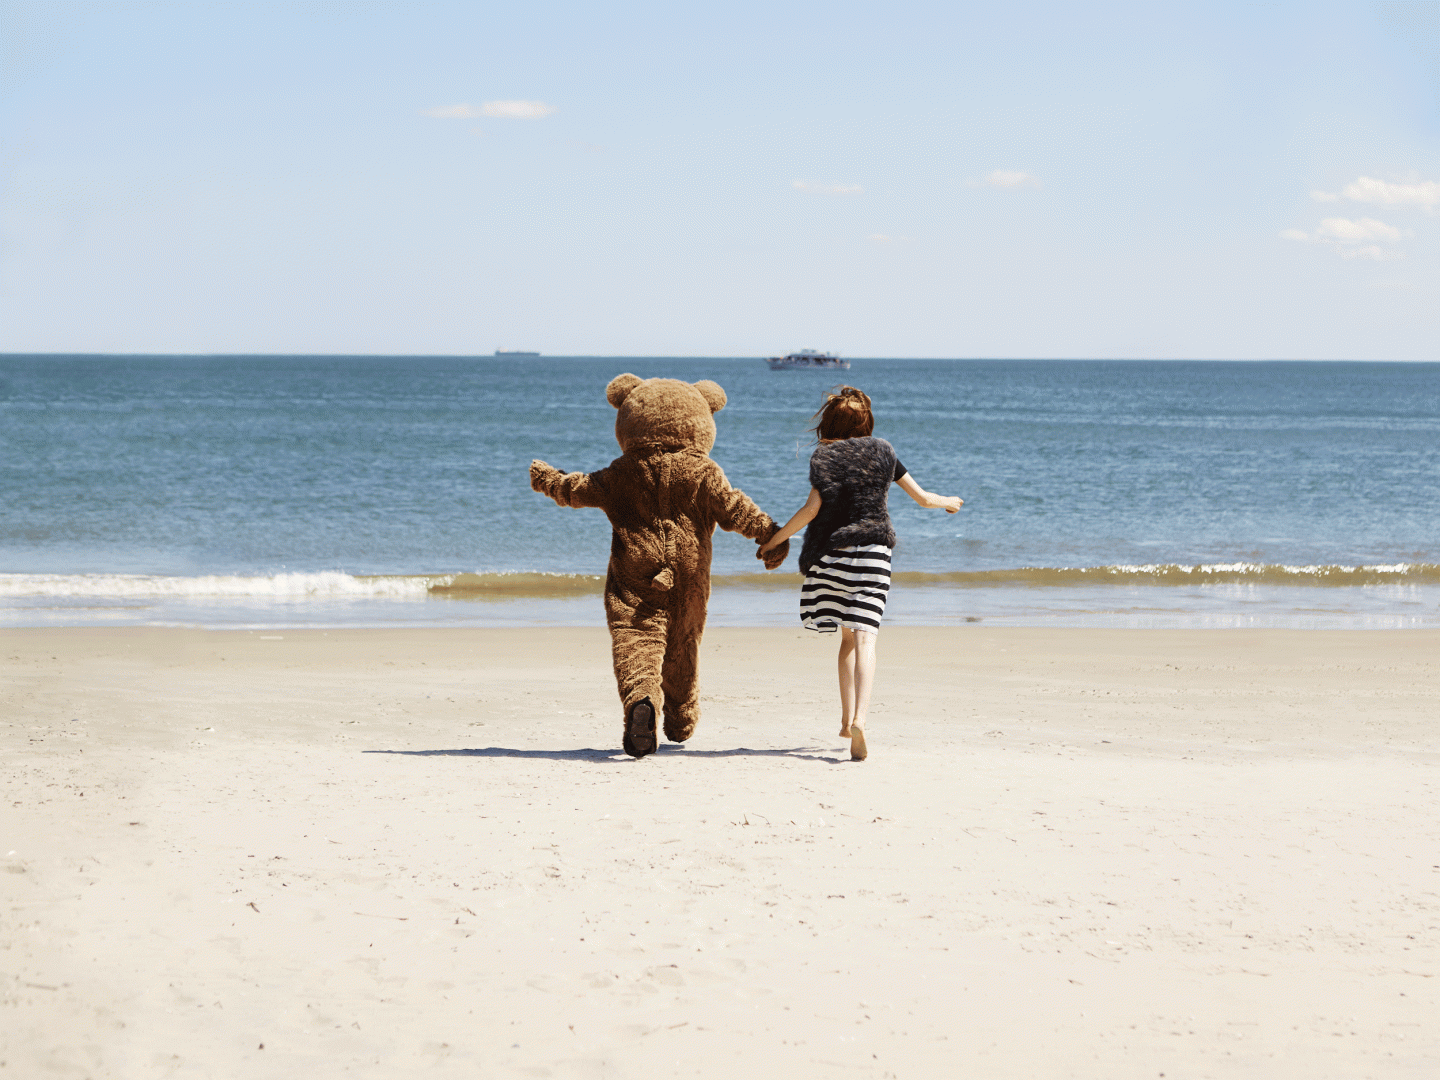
[1,0,1437,359]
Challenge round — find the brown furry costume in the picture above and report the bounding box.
[530,374,788,758]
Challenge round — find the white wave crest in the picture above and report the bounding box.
[0,572,438,600]
[1096,563,1416,576]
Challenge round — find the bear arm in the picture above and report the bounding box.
[705,470,779,541]
[530,460,611,509]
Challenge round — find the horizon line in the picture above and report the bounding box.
[1,352,1434,363]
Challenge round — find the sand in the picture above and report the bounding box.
[4,626,1439,1078]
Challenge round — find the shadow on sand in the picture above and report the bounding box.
[364,743,845,764]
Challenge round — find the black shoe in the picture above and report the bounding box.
[623,697,657,759]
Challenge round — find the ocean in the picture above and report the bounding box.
[3,355,1438,629]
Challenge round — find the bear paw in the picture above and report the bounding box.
[529,459,559,493]
[663,715,697,743]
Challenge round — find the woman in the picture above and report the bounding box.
[760,386,963,761]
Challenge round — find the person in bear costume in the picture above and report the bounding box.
[530,374,788,758]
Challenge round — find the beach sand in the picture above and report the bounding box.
[5,626,1438,1078]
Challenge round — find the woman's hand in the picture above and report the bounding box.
[940,495,963,514]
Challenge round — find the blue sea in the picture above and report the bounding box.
[3,355,1438,628]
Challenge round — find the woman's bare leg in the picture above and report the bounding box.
[848,628,877,761]
[837,628,857,736]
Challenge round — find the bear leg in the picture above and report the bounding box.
[605,586,668,754]
[661,624,703,743]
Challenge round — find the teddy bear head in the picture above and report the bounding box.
[606,374,727,454]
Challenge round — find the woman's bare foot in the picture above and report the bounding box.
[839,722,851,738]
[849,726,867,761]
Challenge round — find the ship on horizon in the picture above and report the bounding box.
[764,349,848,370]
[494,349,541,357]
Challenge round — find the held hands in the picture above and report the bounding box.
[756,532,788,570]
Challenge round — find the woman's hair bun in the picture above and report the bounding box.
[811,385,875,441]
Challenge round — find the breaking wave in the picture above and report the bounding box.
[881,563,1440,588]
[0,571,439,600]
[3,563,1439,603]
[0,570,590,601]
[712,564,1440,590]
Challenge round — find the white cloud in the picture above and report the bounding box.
[481,100,558,119]
[793,180,863,195]
[1340,244,1405,261]
[422,100,557,120]
[1316,216,1402,243]
[1310,190,1340,202]
[423,103,483,119]
[984,169,1040,189]
[1281,217,1408,259]
[1341,176,1440,206]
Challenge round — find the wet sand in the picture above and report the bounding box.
[4,626,1439,1077]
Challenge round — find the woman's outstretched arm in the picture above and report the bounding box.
[759,487,822,554]
[897,473,963,513]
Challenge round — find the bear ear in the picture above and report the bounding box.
[606,373,643,408]
[693,380,726,414]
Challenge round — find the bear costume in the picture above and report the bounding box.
[529,374,788,758]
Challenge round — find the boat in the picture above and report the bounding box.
[494,349,540,357]
[764,349,849,370]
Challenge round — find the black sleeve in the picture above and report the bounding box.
[893,457,907,482]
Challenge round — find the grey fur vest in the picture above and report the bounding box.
[799,437,898,573]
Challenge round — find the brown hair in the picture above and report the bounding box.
[811,385,874,442]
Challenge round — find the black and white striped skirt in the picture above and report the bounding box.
[800,544,893,634]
